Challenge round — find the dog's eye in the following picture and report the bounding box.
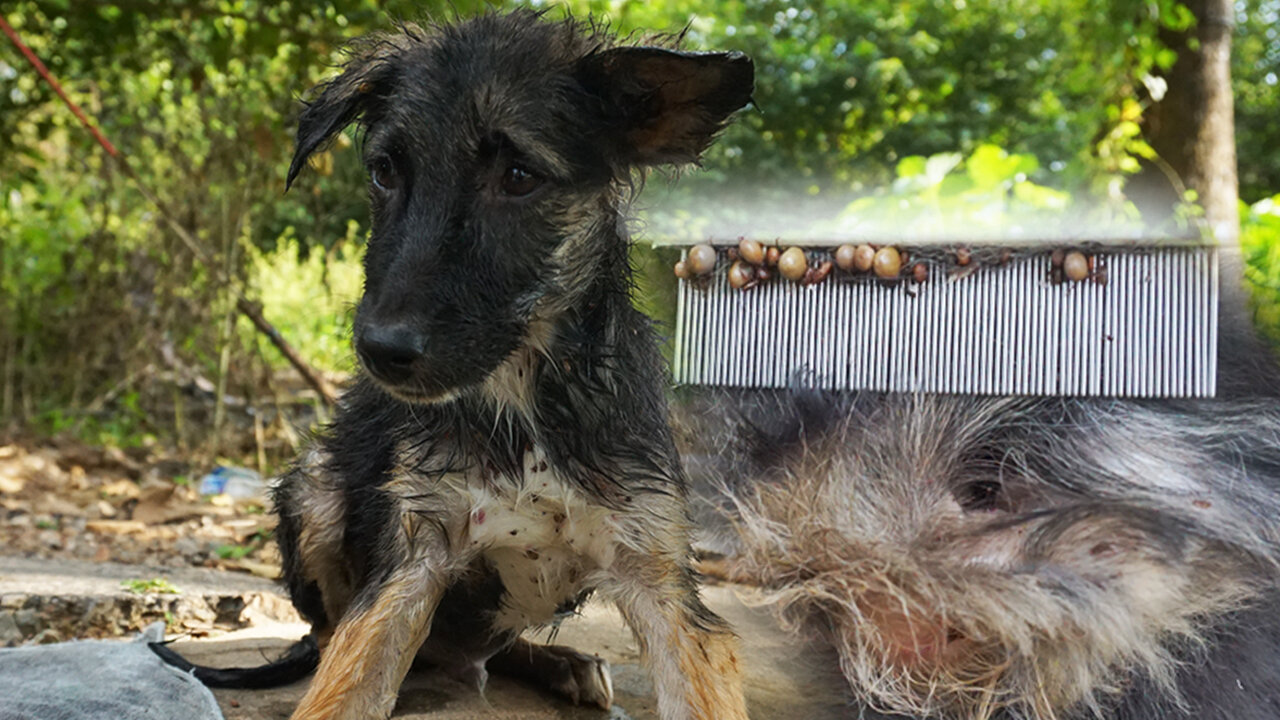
[499,165,542,197]
[370,157,401,191]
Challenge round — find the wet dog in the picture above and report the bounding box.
[154,11,753,720]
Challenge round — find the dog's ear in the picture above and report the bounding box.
[286,48,398,189]
[577,47,754,167]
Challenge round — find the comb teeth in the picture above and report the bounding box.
[674,247,1218,397]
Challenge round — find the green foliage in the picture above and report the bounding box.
[0,0,439,444]
[1234,0,1280,202]
[1,0,1278,457]
[832,144,1072,234]
[243,225,364,374]
[567,0,1187,199]
[1243,195,1280,347]
[214,543,254,560]
[215,528,271,559]
[121,577,180,595]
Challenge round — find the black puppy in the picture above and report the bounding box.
[155,11,753,720]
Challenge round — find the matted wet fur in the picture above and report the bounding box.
[690,374,1280,718]
[152,10,753,720]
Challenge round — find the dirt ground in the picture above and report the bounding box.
[0,434,281,582]
[0,433,854,719]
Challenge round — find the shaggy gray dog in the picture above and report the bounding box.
[685,298,1280,720]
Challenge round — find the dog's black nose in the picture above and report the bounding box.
[357,323,427,383]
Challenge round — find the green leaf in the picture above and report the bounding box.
[896,155,927,179]
[122,578,180,595]
[966,144,1019,190]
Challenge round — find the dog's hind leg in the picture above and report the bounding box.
[604,546,748,720]
[487,637,614,709]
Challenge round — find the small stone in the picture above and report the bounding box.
[778,248,808,281]
[14,609,36,634]
[0,613,20,645]
[173,537,204,558]
[29,629,61,645]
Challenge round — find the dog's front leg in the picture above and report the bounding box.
[290,561,448,720]
[604,544,749,720]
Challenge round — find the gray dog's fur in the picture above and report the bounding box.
[687,307,1280,719]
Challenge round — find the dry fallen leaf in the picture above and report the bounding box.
[0,474,24,494]
[85,520,148,535]
[132,485,177,524]
[235,559,282,580]
[100,479,140,499]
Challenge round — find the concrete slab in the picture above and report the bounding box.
[0,555,297,644]
[174,585,852,720]
[1,555,851,718]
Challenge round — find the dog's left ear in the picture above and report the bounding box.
[577,47,754,167]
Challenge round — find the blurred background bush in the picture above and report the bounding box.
[1,0,1277,467]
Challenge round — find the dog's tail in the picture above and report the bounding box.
[148,634,320,688]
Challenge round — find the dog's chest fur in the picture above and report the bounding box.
[428,444,618,633]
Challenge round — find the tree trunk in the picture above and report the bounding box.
[1139,0,1279,396]
[1143,0,1238,238]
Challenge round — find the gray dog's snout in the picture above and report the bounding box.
[358,323,427,383]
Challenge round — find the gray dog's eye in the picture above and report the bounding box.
[500,165,542,197]
[370,157,401,191]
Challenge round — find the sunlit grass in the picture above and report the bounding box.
[245,222,365,375]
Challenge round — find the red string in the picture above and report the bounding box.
[0,14,120,158]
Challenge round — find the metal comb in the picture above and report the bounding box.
[669,238,1218,397]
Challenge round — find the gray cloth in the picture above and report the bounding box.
[0,623,223,720]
